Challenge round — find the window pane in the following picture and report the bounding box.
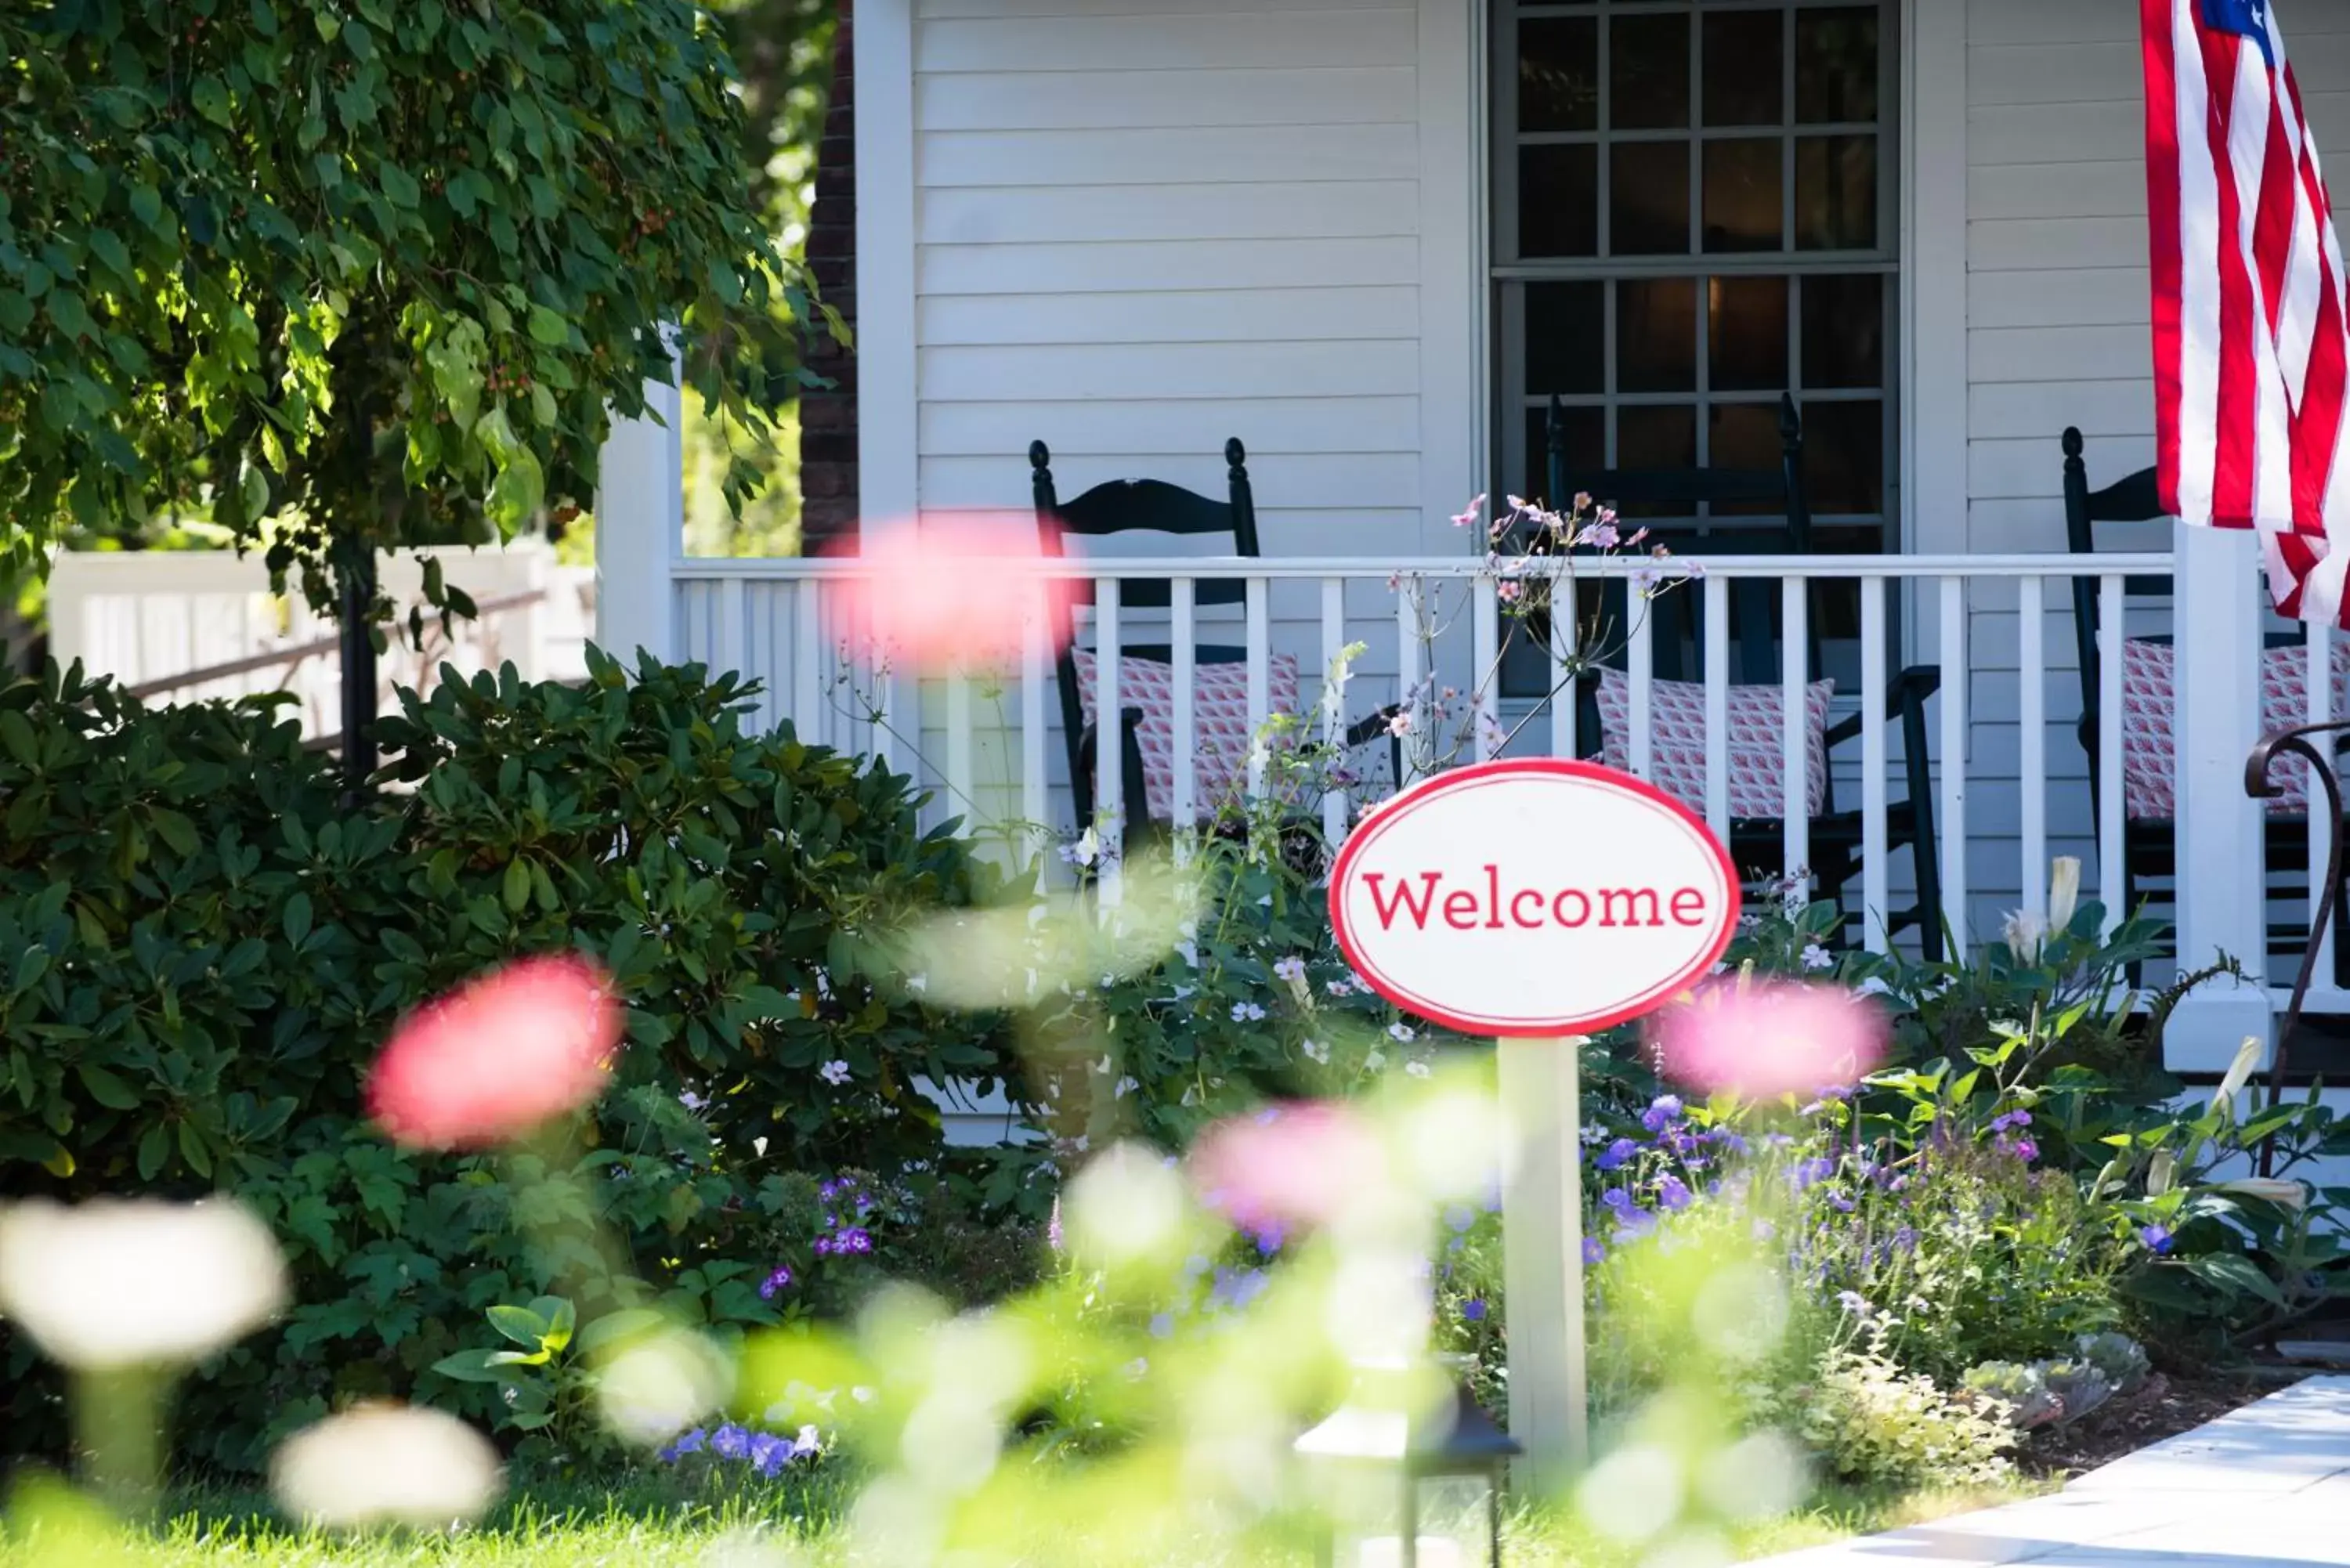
[1525,403,1605,500]
[1616,405,1699,517]
[1709,402,1787,517]
[1709,276,1790,392]
[1520,17,1598,132]
[1528,282,1605,395]
[1611,13,1690,130]
[1618,277,1697,393]
[1795,135,1876,250]
[1703,139,1782,253]
[1795,6,1879,124]
[1801,399,1885,514]
[1611,143,1690,255]
[1800,273,1884,388]
[1703,10,1784,127]
[1520,144,1599,257]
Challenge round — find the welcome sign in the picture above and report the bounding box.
[1329,760,1741,1036]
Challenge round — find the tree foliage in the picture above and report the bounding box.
[0,0,824,626]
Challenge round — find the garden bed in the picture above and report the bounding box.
[2019,1371,2289,1479]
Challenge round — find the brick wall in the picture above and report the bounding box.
[800,0,857,547]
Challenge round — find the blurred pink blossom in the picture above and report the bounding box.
[1188,1101,1386,1234]
[367,955,621,1149]
[823,512,1075,674]
[1645,978,1886,1100]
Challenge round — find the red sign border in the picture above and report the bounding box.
[1326,758,1742,1038]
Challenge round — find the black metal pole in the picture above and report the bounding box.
[338,540,377,797]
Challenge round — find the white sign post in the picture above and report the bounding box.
[1328,760,1740,1491]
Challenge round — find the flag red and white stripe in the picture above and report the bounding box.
[2144,0,2350,623]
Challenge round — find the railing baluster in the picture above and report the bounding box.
[2312,616,2336,987]
[1704,573,1730,843]
[2019,575,2047,926]
[1939,576,1969,952]
[794,578,822,748]
[1548,568,1577,762]
[1098,578,1123,906]
[946,664,975,830]
[2098,574,2126,941]
[1781,576,1810,901]
[1246,575,1271,797]
[1860,574,1889,954]
[1626,595,1654,781]
[1397,580,1423,786]
[1021,587,1048,873]
[1321,576,1347,844]
[1172,577,1198,841]
[870,575,901,775]
[1473,576,1501,763]
[718,576,750,723]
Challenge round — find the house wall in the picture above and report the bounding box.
[1949,0,2350,946]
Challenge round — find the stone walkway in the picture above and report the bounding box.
[1753,1376,2350,1567]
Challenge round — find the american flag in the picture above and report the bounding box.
[2143,0,2350,623]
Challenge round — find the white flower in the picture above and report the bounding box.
[2001,909,2045,964]
[1405,1062,1432,1079]
[1387,1023,1416,1043]
[2048,857,2082,934]
[1231,1002,1267,1023]
[2214,1035,2263,1122]
[1800,944,1835,972]
[1115,1076,1140,1099]
[1365,1051,1386,1072]
[1272,956,1307,984]
[0,1198,287,1370]
[2217,1177,2308,1211]
[1301,1039,1331,1064]
[819,1060,852,1086]
[271,1404,503,1530]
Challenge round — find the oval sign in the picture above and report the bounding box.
[1329,760,1741,1037]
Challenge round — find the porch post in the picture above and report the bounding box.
[594,354,684,672]
[2164,520,2272,1072]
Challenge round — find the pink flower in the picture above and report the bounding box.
[367,955,622,1150]
[1644,979,1886,1100]
[1188,1101,1386,1234]
[1497,580,1524,603]
[822,512,1076,674]
[1450,494,1487,529]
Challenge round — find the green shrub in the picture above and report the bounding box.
[0,652,1020,1474]
[1788,1327,2016,1488]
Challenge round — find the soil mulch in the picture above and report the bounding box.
[2019,1370,2300,1480]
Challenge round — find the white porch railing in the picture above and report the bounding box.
[642,551,2232,967]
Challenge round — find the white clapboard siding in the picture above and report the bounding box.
[911,0,1432,668]
[1961,0,2350,939]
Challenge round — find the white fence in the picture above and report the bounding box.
[49,545,595,739]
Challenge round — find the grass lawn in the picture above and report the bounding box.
[0,1472,2046,1567]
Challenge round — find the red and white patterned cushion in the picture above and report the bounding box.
[2119,638,2350,818]
[1593,667,1835,818]
[1072,649,1303,822]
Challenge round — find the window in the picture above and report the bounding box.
[1491,0,1898,689]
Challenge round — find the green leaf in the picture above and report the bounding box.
[501,857,530,912]
[191,77,234,128]
[177,1121,212,1178]
[240,464,269,522]
[0,710,38,767]
[86,229,132,286]
[128,184,163,230]
[577,1306,667,1356]
[136,1122,170,1180]
[484,1348,550,1367]
[2182,1252,2287,1307]
[284,891,313,948]
[378,163,420,208]
[314,10,342,42]
[526,304,567,346]
[431,1349,505,1383]
[486,1302,549,1348]
[0,291,29,334]
[77,1063,139,1111]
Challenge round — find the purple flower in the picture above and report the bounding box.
[1253,1222,1285,1257]
[749,1432,789,1476]
[836,1227,873,1255]
[710,1423,751,1460]
[2138,1223,2175,1255]
[659,1428,707,1462]
[1444,1204,1477,1234]
[1596,1137,1640,1172]
[760,1265,794,1300]
[1047,1197,1065,1252]
[1990,1109,2034,1134]
[1655,1175,1694,1212]
[1600,1187,1634,1213]
[1149,1312,1176,1339]
[1461,1299,1488,1323]
[1640,1096,1685,1133]
[1582,1235,1607,1265]
[1791,1155,1835,1191]
[1614,1208,1658,1241]
[1891,1224,1918,1252]
[2001,1136,2039,1164]
[1835,1291,1870,1316]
